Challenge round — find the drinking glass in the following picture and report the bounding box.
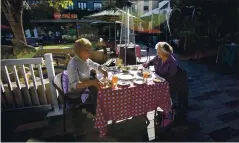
[143,71,150,83]
[112,75,118,86]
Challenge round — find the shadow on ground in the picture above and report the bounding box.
[2,108,202,142]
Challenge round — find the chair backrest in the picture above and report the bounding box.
[52,73,63,96]
[61,70,69,94]
[165,65,188,92]
[175,65,188,93]
[52,70,69,96]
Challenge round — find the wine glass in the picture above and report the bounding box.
[112,75,118,88]
[143,70,150,83]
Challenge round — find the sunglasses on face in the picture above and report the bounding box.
[82,48,92,54]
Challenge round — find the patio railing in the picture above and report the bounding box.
[1,53,59,113]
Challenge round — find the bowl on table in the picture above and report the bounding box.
[130,66,138,71]
[118,80,131,87]
[153,77,165,83]
[121,66,130,73]
[133,78,145,85]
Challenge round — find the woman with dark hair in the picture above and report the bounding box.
[144,42,178,78]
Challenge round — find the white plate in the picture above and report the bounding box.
[131,66,138,71]
[153,77,165,82]
[118,73,135,80]
[118,80,131,86]
[133,79,145,85]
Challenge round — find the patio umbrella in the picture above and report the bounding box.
[86,8,141,50]
[91,20,121,44]
[140,0,172,38]
[85,8,141,23]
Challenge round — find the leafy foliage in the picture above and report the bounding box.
[102,0,129,10]
[46,0,73,10]
[170,0,237,37]
[28,3,55,20]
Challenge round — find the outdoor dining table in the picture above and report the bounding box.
[95,66,172,138]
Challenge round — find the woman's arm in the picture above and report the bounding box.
[75,80,102,90]
[67,62,102,90]
[144,56,158,68]
[87,59,108,78]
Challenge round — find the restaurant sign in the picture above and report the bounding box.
[54,12,78,19]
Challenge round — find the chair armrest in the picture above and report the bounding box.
[64,91,90,96]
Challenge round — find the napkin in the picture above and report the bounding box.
[81,88,90,103]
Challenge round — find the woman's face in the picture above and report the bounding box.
[76,46,92,60]
[157,47,164,58]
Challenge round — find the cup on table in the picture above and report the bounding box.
[112,75,118,86]
[143,71,150,83]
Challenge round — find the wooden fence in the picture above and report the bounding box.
[1,53,59,113]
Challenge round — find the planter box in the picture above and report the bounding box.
[37,48,107,64]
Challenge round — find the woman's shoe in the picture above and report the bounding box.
[87,112,96,119]
[82,108,88,114]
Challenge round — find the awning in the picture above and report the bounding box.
[30,19,94,23]
[91,20,121,24]
[1,25,11,29]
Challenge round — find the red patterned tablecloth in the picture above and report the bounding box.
[94,81,171,137]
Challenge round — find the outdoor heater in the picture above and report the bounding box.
[119,1,137,65]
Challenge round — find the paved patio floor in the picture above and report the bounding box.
[2,54,239,142]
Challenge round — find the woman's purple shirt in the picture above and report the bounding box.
[146,54,177,78]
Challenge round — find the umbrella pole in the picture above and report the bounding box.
[119,14,124,59]
[115,21,116,53]
[125,6,130,65]
[165,14,171,42]
[124,8,127,65]
[159,7,160,43]
[109,24,111,41]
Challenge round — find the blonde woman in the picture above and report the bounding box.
[67,38,108,118]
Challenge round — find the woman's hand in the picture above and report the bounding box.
[143,63,148,68]
[98,66,108,78]
[102,70,108,78]
[91,79,103,90]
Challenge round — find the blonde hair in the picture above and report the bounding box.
[155,42,173,55]
[74,38,92,52]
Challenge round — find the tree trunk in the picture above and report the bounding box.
[9,12,26,43]
[1,0,26,43]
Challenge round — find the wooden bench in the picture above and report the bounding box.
[1,54,59,113]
